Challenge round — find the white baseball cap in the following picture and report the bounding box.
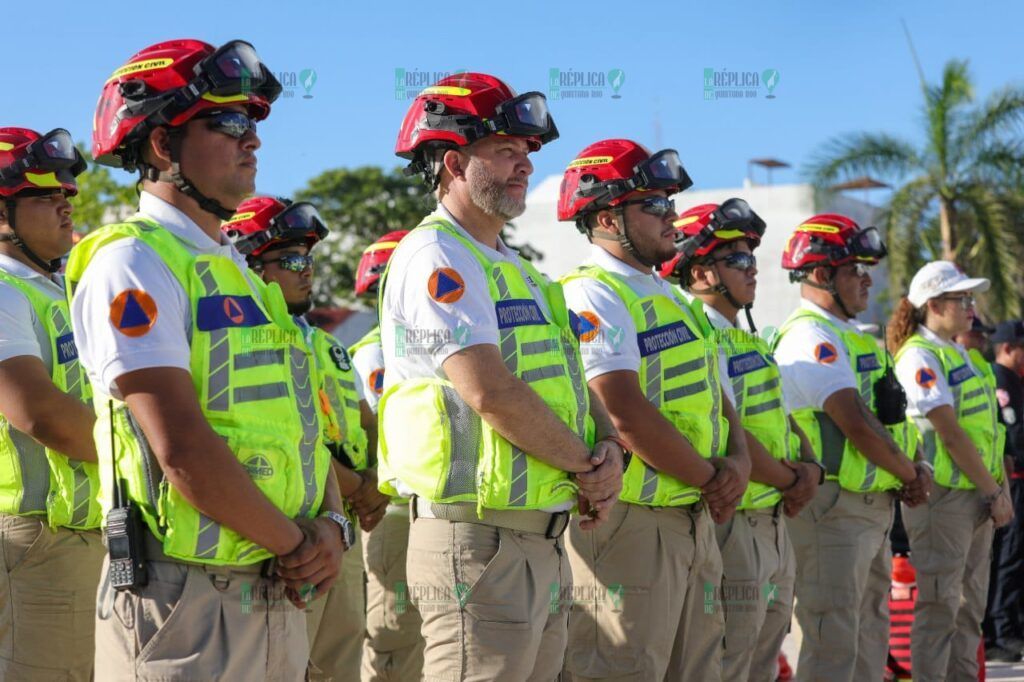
[907,260,990,308]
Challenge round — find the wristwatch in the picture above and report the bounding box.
[320,510,355,550]
[807,460,827,485]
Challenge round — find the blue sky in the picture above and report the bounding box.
[8,0,1020,197]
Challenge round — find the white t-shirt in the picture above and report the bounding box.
[351,337,384,413]
[0,253,66,372]
[895,325,966,417]
[562,245,684,380]
[774,299,859,412]
[380,204,551,387]
[71,191,253,397]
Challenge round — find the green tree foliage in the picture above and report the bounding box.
[805,60,1024,319]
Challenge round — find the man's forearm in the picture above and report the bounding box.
[841,398,916,482]
[28,397,97,462]
[472,376,592,473]
[612,400,716,486]
[320,464,345,515]
[587,387,618,441]
[156,433,303,556]
[747,431,795,489]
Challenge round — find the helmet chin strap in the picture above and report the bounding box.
[690,271,758,333]
[590,211,661,269]
[802,267,855,319]
[142,129,237,221]
[0,199,61,273]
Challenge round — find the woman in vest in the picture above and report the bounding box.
[0,126,103,680]
[889,260,1009,681]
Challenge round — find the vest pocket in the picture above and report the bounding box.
[476,400,578,511]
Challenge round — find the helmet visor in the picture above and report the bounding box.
[0,128,86,183]
[198,40,283,102]
[634,149,693,194]
[492,92,558,144]
[849,226,887,261]
[274,201,329,242]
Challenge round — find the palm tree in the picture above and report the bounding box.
[805,60,1024,319]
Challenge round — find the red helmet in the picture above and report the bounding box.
[558,139,692,229]
[395,72,557,182]
[93,39,281,170]
[355,230,410,298]
[0,127,84,197]
[781,213,887,277]
[659,198,766,279]
[222,196,328,259]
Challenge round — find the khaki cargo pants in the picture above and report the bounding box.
[903,484,993,682]
[716,505,796,682]
[95,553,308,681]
[563,502,725,682]
[0,514,104,681]
[362,504,423,682]
[306,529,366,681]
[788,481,894,682]
[407,515,570,682]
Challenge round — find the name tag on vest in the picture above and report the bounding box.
[55,332,78,364]
[948,364,974,386]
[197,295,270,331]
[728,350,768,377]
[856,353,881,373]
[495,299,547,329]
[637,321,697,357]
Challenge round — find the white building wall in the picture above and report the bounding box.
[515,177,888,331]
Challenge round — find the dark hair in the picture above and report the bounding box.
[887,296,923,353]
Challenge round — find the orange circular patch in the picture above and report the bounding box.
[916,368,937,389]
[577,311,601,343]
[428,268,465,304]
[814,342,838,365]
[223,296,246,325]
[109,289,158,337]
[368,368,385,395]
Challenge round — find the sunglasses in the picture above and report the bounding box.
[938,294,975,310]
[708,252,757,271]
[195,110,258,139]
[618,195,676,218]
[262,253,314,272]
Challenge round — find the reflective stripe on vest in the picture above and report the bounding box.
[0,269,101,529]
[777,308,915,493]
[377,216,592,512]
[66,217,329,565]
[896,334,1004,489]
[561,265,729,507]
[707,316,796,510]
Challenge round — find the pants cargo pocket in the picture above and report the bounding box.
[136,564,203,666]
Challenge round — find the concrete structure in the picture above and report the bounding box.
[515,177,890,332]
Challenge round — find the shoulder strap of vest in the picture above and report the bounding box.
[65,215,192,297]
[0,268,55,320]
[560,264,640,308]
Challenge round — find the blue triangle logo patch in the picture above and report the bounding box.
[119,292,151,329]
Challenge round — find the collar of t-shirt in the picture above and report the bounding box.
[701,300,737,331]
[138,191,248,269]
[0,252,64,296]
[435,203,518,262]
[799,298,859,333]
[916,324,971,365]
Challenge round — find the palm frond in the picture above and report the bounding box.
[803,132,920,189]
